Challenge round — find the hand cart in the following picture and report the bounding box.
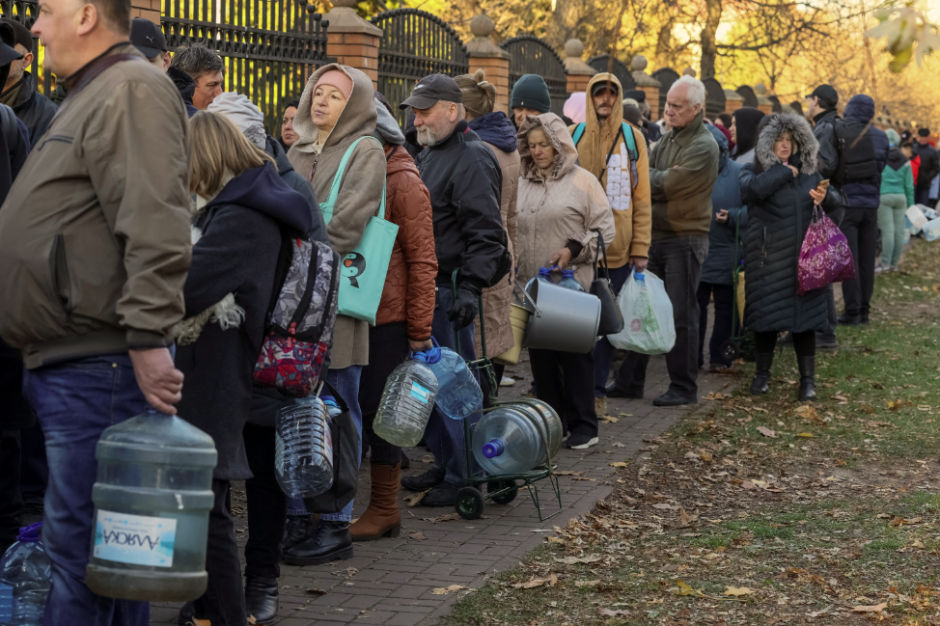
[719,210,755,363]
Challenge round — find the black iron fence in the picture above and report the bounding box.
[587,55,635,92]
[500,35,567,117]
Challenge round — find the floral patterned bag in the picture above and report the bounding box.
[797,205,856,296]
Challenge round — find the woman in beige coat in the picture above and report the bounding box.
[517,113,615,450]
[455,70,519,400]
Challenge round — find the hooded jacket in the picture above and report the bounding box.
[176,163,312,480]
[701,125,747,286]
[1,71,57,146]
[881,147,915,207]
[516,113,615,291]
[812,108,840,181]
[913,141,940,192]
[649,109,719,240]
[569,73,651,268]
[469,111,520,358]
[841,95,889,210]
[167,66,198,117]
[264,135,328,244]
[288,63,386,370]
[740,113,843,334]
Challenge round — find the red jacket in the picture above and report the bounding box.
[375,145,437,339]
[911,154,921,186]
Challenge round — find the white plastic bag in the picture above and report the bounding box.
[607,270,676,355]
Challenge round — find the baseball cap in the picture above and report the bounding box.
[130,18,167,58]
[591,80,619,96]
[1,18,32,53]
[806,84,838,107]
[0,22,22,68]
[399,74,463,110]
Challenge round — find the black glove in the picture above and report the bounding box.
[448,285,479,329]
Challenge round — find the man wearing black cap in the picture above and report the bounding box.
[913,128,939,206]
[0,18,56,146]
[397,73,508,507]
[130,17,170,71]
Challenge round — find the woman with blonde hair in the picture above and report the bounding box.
[175,111,313,626]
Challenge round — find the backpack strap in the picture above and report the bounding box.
[320,136,386,225]
[621,122,638,163]
[575,121,639,191]
[572,123,585,146]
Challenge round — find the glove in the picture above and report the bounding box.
[448,285,479,329]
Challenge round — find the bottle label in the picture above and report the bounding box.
[410,381,431,404]
[93,510,177,567]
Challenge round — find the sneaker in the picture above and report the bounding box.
[400,467,444,492]
[499,376,516,387]
[566,433,599,450]
[875,263,889,274]
[817,338,840,351]
[708,364,731,373]
[421,481,458,507]
[891,265,900,272]
[594,396,607,417]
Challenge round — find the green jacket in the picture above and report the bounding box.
[649,110,720,241]
[880,148,915,208]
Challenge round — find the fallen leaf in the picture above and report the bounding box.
[598,414,619,423]
[575,579,601,587]
[409,531,427,541]
[421,512,461,523]
[699,450,713,462]
[513,573,558,589]
[546,536,565,544]
[796,432,815,438]
[599,608,631,617]
[612,442,626,448]
[247,616,257,625]
[556,554,603,565]
[724,586,754,596]
[757,426,777,438]
[573,476,596,481]
[852,602,888,613]
[653,503,679,510]
[305,588,327,596]
[609,461,631,468]
[679,507,693,526]
[807,606,831,619]
[404,489,430,507]
[555,471,584,476]
[674,580,705,597]
[432,584,466,595]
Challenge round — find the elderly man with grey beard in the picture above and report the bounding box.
[607,75,719,408]
[397,73,510,507]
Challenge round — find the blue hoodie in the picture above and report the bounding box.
[468,112,518,154]
[842,95,890,210]
[701,125,747,285]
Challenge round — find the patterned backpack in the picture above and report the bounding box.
[253,231,340,397]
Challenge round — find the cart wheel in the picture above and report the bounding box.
[719,340,740,362]
[455,486,484,520]
[487,480,519,505]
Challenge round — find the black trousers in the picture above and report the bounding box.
[193,479,247,626]
[841,210,878,318]
[696,282,735,368]
[360,323,410,467]
[529,348,598,438]
[0,430,22,552]
[242,423,286,581]
[754,331,815,357]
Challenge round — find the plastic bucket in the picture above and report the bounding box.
[495,304,530,364]
[523,280,600,354]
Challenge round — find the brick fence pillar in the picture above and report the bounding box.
[563,39,595,98]
[465,15,512,114]
[131,0,160,24]
[724,89,743,114]
[322,0,382,87]
[630,55,660,121]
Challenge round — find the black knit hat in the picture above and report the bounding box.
[624,89,646,103]
[510,74,551,113]
[918,128,931,137]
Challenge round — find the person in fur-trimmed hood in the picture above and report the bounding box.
[740,112,842,403]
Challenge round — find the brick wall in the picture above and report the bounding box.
[327,32,380,86]
[131,0,160,24]
[469,57,510,114]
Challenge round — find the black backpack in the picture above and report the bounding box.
[833,118,878,184]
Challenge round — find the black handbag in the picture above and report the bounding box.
[589,230,625,336]
[302,381,361,514]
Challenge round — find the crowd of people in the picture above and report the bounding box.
[0,2,935,624]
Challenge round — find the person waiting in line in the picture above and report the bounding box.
[510,73,551,129]
[877,128,915,273]
[170,44,224,111]
[730,107,764,165]
[0,17,57,145]
[129,17,170,71]
[280,98,300,150]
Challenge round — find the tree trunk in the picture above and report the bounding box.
[699,0,722,78]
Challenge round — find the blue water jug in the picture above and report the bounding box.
[374,350,439,447]
[86,413,217,602]
[275,396,334,499]
[427,342,483,420]
[557,270,585,292]
[0,523,51,626]
[471,400,564,475]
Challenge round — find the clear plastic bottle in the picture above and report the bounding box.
[630,272,661,334]
[523,267,554,306]
[275,397,333,498]
[374,351,440,447]
[557,270,585,292]
[0,523,51,626]
[428,346,483,420]
[471,402,563,475]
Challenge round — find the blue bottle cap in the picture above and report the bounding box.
[321,395,339,407]
[634,271,645,282]
[538,267,553,276]
[562,269,575,278]
[412,347,442,364]
[482,439,505,458]
[17,522,42,543]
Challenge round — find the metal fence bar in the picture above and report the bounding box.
[499,35,567,117]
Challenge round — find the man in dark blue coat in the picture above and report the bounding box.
[838,94,889,326]
[913,128,939,206]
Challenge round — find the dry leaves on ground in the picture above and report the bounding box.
[512,573,558,589]
[432,585,467,595]
[409,531,427,540]
[403,489,430,507]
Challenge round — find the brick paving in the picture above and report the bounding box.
[150,351,733,626]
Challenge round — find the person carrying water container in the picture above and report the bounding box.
[567,72,652,420]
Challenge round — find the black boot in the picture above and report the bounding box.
[245,576,279,624]
[283,520,353,566]
[750,352,774,395]
[797,356,816,401]
[279,514,312,555]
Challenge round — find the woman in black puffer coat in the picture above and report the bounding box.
[740,113,842,401]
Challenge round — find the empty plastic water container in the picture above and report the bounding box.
[557,270,585,292]
[471,400,564,475]
[923,217,940,242]
[275,397,333,499]
[374,351,440,447]
[86,413,217,602]
[1,523,51,626]
[428,346,483,420]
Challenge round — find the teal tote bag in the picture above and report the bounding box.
[319,136,398,325]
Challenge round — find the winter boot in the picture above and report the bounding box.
[245,576,279,624]
[279,514,312,555]
[797,356,816,401]
[750,352,774,395]
[350,463,402,541]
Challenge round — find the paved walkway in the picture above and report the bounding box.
[150,352,731,626]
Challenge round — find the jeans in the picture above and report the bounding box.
[529,348,598,437]
[427,284,480,487]
[616,236,708,399]
[23,355,149,626]
[841,209,878,318]
[320,365,362,522]
[593,264,633,397]
[878,193,907,267]
[285,497,307,517]
[696,282,734,368]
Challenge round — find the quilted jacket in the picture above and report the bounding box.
[374,144,437,340]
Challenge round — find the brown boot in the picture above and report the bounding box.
[350,463,402,541]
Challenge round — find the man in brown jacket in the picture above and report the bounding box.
[0,0,190,620]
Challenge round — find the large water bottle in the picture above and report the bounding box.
[374,351,440,447]
[524,268,555,306]
[428,346,483,420]
[923,217,940,242]
[0,523,51,626]
[275,397,334,498]
[86,413,217,602]
[557,270,585,292]
[471,400,564,475]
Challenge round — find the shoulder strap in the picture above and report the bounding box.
[572,123,586,146]
[621,122,638,162]
[321,136,387,225]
